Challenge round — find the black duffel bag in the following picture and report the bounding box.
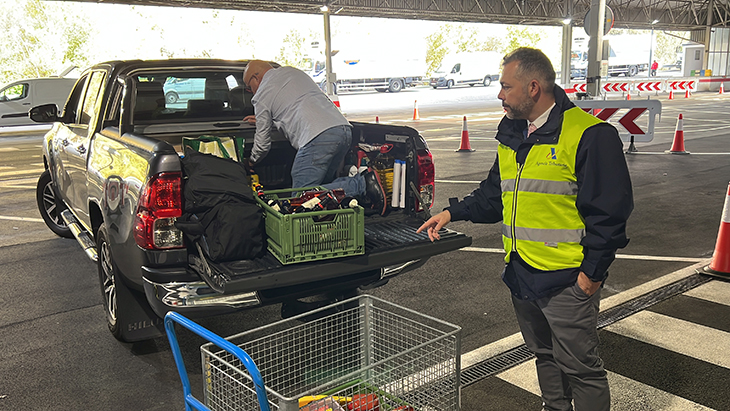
[176,147,264,263]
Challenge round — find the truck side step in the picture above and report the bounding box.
[61,210,98,262]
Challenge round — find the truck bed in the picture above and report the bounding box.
[185,216,469,295]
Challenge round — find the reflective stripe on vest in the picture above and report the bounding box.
[498,107,603,271]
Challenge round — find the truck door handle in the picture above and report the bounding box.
[77,145,86,154]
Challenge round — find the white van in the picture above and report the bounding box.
[0,77,76,127]
[430,51,502,89]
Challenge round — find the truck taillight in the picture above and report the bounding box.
[416,149,435,211]
[133,172,184,250]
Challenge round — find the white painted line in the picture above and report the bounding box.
[461,246,705,263]
[498,360,714,411]
[0,147,20,152]
[434,180,483,184]
[684,280,730,307]
[0,216,44,223]
[460,260,710,367]
[0,168,44,178]
[1,185,36,189]
[605,310,730,369]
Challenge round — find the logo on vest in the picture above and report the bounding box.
[535,148,568,168]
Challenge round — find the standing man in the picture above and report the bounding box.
[243,60,386,214]
[418,48,633,411]
[651,60,659,76]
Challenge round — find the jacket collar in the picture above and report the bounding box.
[496,85,575,151]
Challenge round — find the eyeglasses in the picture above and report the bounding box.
[243,73,259,93]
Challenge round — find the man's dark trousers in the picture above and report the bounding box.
[511,283,610,411]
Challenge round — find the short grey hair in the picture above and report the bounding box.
[502,47,555,93]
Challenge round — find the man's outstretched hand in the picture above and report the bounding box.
[416,210,452,242]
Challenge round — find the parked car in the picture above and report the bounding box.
[31,59,472,342]
[0,77,76,127]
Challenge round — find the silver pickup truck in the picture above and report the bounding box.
[31,59,471,342]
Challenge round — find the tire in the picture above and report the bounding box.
[628,65,639,77]
[165,91,178,104]
[469,83,475,87]
[447,80,454,89]
[388,79,403,93]
[97,224,122,340]
[375,88,387,92]
[483,76,492,86]
[36,170,73,238]
[432,86,438,89]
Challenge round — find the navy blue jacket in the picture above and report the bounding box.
[446,86,634,300]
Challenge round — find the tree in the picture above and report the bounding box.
[425,24,502,76]
[502,26,544,54]
[275,29,308,69]
[0,0,93,84]
[655,31,687,65]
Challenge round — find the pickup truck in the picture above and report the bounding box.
[31,59,471,342]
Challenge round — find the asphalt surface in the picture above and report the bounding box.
[1,88,729,410]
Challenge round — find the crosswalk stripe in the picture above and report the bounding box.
[497,360,715,411]
[604,310,730,369]
[684,281,730,307]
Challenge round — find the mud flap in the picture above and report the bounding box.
[116,276,166,342]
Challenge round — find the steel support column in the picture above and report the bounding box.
[586,0,605,97]
[704,0,714,70]
[323,8,335,95]
[560,0,574,86]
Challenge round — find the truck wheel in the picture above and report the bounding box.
[36,170,73,238]
[483,76,492,86]
[97,224,122,340]
[432,86,438,89]
[447,80,454,89]
[375,88,387,92]
[165,91,178,104]
[469,83,475,87]
[628,65,639,77]
[388,80,403,93]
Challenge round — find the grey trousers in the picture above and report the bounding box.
[511,282,610,411]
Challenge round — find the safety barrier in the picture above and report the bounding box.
[574,100,662,143]
[565,76,730,95]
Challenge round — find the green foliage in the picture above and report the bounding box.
[655,31,687,65]
[502,26,544,54]
[424,24,502,76]
[276,29,308,69]
[0,0,93,84]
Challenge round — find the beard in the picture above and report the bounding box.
[503,96,535,120]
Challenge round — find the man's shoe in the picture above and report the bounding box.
[363,168,387,216]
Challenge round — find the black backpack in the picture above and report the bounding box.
[176,147,264,290]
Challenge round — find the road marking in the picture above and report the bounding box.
[684,281,730,307]
[498,360,714,411]
[0,147,20,152]
[460,260,709,369]
[461,246,705,262]
[0,168,44,178]
[0,215,44,223]
[1,185,35,189]
[605,310,730,369]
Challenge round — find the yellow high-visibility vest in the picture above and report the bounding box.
[498,107,603,271]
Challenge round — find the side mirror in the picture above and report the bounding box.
[29,103,60,123]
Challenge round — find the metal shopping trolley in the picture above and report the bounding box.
[166,295,462,411]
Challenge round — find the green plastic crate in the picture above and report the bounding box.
[255,187,365,265]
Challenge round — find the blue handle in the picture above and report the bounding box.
[165,311,271,411]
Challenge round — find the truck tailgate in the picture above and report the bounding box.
[210,220,471,294]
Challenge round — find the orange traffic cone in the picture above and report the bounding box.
[456,116,475,152]
[668,89,674,100]
[685,87,691,99]
[666,114,690,154]
[412,100,420,120]
[626,92,631,101]
[720,83,725,95]
[698,182,730,278]
[375,116,379,124]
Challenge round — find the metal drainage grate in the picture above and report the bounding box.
[460,273,713,388]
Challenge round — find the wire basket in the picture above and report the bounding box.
[201,295,462,411]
